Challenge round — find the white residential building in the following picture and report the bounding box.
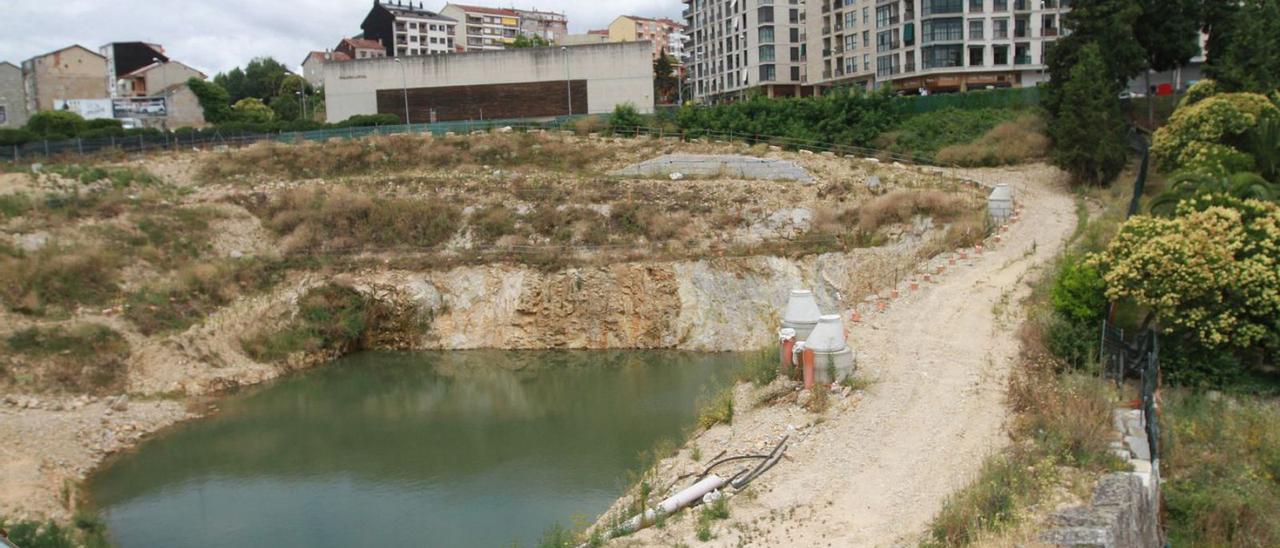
[684,0,811,103]
[361,0,459,57]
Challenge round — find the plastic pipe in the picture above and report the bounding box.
[802,348,815,389]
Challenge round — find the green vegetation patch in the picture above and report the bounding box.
[876,108,1022,158]
[124,258,288,336]
[257,187,460,254]
[0,245,123,316]
[241,284,381,362]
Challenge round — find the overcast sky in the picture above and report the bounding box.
[0,0,682,75]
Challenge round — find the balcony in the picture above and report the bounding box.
[1014,54,1031,65]
[1042,27,1059,37]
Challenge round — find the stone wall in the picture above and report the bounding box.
[1039,408,1163,548]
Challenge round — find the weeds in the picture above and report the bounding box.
[737,348,779,386]
[125,258,287,335]
[696,497,731,541]
[696,387,735,429]
[0,244,122,316]
[0,512,110,548]
[935,114,1050,167]
[257,187,460,254]
[923,449,1059,547]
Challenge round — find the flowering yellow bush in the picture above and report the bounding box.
[1094,197,1280,349]
[1177,79,1220,109]
[1152,93,1280,174]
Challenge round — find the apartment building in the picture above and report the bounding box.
[361,0,459,57]
[441,4,522,51]
[514,8,568,43]
[607,16,688,63]
[806,0,1067,93]
[684,0,811,103]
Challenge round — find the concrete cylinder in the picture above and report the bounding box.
[782,289,822,341]
[808,315,856,383]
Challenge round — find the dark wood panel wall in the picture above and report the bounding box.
[376,80,588,122]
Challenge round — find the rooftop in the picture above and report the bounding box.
[448,3,520,17]
[339,38,385,51]
[378,0,456,21]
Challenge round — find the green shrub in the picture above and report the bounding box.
[1043,312,1099,372]
[1049,44,1129,186]
[676,86,902,147]
[696,388,734,429]
[738,348,779,386]
[1050,256,1106,324]
[1178,79,1220,109]
[0,192,33,218]
[25,111,87,139]
[0,128,36,146]
[608,103,645,133]
[0,513,109,548]
[934,114,1050,167]
[340,113,402,127]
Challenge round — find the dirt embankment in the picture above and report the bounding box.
[596,164,1075,547]
[0,134,987,524]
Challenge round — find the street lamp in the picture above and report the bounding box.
[296,90,307,121]
[561,46,572,116]
[394,57,410,125]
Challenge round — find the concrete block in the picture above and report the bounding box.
[1125,436,1151,461]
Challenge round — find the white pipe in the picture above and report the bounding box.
[605,474,727,540]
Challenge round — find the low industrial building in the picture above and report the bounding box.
[323,41,654,123]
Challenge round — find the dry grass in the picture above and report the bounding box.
[0,245,123,316]
[256,187,460,254]
[936,114,1050,167]
[3,324,130,394]
[199,132,615,181]
[124,258,288,335]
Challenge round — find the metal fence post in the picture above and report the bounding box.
[43,140,49,157]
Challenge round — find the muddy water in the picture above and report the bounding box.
[87,350,737,548]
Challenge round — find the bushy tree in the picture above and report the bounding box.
[1203,0,1280,93]
[25,110,87,138]
[654,52,678,104]
[510,34,550,48]
[1049,44,1129,186]
[608,103,644,132]
[1094,196,1280,351]
[676,86,901,146]
[1135,0,1202,125]
[1151,92,1280,174]
[1043,0,1145,116]
[232,98,274,123]
[214,57,291,104]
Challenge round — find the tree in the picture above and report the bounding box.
[1149,170,1278,215]
[510,34,551,48]
[186,77,233,124]
[1095,196,1280,353]
[1134,0,1202,127]
[214,57,291,103]
[1151,91,1280,174]
[232,98,274,123]
[1050,44,1130,186]
[1203,0,1280,92]
[654,53,678,104]
[1043,0,1145,116]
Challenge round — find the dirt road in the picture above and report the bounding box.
[617,164,1077,547]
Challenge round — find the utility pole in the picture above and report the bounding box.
[394,58,410,124]
[561,46,572,115]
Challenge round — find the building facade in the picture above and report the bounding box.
[21,45,109,113]
[859,0,1067,93]
[100,42,169,98]
[607,16,688,63]
[115,60,205,98]
[323,42,654,123]
[337,38,390,60]
[684,0,811,103]
[0,62,29,128]
[514,8,568,43]
[441,4,522,51]
[362,0,459,57]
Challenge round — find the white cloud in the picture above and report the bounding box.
[0,0,683,75]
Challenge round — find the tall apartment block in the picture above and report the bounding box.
[684,0,811,103]
[361,0,459,57]
[861,0,1067,92]
[515,8,568,43]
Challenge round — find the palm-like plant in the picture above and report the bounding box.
[1149,170,1279,216]
[1244,112,1280,183]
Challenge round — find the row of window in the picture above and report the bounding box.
[395,21,452,33]
[875,42,1034,76]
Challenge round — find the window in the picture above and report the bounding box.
[993,19,1009,38]
[993,44,1009,64]
[923,0,964,16]
[759,64,776,81]
[758,6,774,23]
[994,0,1008,10]
[969,0,983,11]
[0,105,7,125]
[864,53,871,70]
[845,12,856,28]
[922,18,963,43]
[791,66,801,81]
[968,46,984,66]
[760,45,776,62]
[922,44,963,68]
[790,27,800,42]
[759,26,775,43]
[969,19,984,39]
[791,46,801,61]
[790,9,800,24]
[863,30,870,47]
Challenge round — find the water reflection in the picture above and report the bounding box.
[89,350,737,548]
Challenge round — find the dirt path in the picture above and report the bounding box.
[617,164,1076,547]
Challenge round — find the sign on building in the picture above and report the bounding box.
[113,97,167,118]
[54,99,115,120]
